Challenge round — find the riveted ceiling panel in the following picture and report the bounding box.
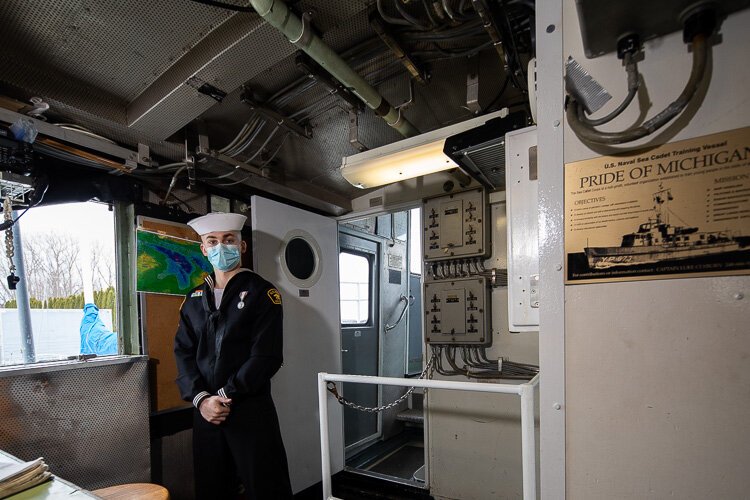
[126,14,290,137]
[0,58,127,124]
[296,0,370,35]
[317,0,376,51]
[0,0,234,102]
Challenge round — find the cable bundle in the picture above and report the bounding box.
[431,344,538,380]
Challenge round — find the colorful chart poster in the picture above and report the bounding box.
[136,229,212,295]
[565,127,750,284]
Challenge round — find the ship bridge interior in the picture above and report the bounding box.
[0,1,748,499]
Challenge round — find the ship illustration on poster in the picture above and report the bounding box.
[582,183,750,270]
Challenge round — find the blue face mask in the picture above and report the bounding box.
[206,244,241,272]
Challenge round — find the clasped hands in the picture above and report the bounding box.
[198,395,233,425]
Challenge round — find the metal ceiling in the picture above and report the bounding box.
[0,0,234,108]
[0,0,531,208]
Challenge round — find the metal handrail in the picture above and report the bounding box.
[317,372,540,500]
[384,294,414,332]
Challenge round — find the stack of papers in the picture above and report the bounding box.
[0,457,51,499]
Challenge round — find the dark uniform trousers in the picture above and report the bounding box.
[193,394,292,500]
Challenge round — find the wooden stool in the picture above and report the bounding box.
[92,483,169,499]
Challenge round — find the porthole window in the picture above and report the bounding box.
[285,237,316,280]
[280,230,323,288]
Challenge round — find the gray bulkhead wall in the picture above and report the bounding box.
[377,213,411,440]
[560,3,750,498]
[427,199,540,500]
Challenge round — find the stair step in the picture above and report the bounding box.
[396,408,424,424]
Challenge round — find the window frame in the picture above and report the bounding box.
[338,249,373,327]
[0,200,139,372]
[114,201,139,355]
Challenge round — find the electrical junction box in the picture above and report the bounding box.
[424,277,490,345]
[576,0,750,58]
[505,126,539,332]
[423,189,488,262]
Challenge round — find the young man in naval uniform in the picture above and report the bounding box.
[174,212,293,499]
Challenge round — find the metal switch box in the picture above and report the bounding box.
[425,277,490,345]
[424,189,488,261]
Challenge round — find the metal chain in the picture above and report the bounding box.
[326,354,436,413]
[3,198,15,274]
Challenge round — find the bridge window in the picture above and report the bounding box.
[0,201,118,366]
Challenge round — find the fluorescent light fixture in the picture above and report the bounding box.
[341,139,455,189]
[341,109,511,189]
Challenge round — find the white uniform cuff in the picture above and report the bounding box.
[193,391,210,408]
[217,387,228,399]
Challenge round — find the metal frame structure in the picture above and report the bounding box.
[337,226,386,455]
[536,0,566,498]
[115,202,140,355]
[317,372,540,500]
[0,107,145,168]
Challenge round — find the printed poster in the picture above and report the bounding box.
[136,229,212,295]
[565,127,750,284]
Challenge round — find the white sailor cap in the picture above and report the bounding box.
[187,212,247,236]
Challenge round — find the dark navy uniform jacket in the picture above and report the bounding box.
[174,269,284,408]
[175,269,293,498]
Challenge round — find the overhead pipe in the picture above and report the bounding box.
[247,0,419,138]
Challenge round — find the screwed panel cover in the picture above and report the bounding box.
[505,126,539,332]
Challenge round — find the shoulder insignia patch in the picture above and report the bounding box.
[267,288,282,305]
[191,290,203,298]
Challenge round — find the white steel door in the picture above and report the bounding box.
[251,195,344,494]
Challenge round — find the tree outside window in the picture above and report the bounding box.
[0,202,117,365]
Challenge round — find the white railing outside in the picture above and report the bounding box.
[317,372,540,500]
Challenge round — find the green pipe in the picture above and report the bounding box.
[249,0,419,138]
